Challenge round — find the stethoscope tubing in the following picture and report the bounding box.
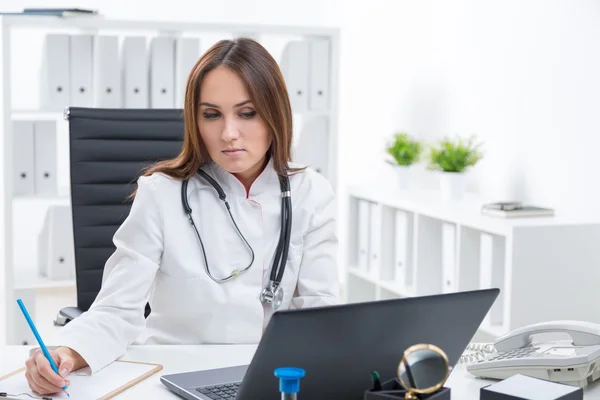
[181,169,291,287]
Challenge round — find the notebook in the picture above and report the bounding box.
[0,360,162,399]
[481,202,555,218]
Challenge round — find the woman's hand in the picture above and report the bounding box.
[24,346,87,395]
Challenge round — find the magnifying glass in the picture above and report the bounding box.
[396,344,450,400]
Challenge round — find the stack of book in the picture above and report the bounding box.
[481,202,554,218]
[0,8,99,17]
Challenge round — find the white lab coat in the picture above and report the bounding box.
[50,159,339,374]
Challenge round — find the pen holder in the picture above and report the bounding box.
[364,378,451,400]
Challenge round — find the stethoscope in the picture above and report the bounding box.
[181,169,292,311]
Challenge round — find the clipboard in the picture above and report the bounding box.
[0,360,163,399]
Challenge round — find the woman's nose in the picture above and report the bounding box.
[221,117,240,141]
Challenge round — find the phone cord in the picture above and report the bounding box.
[458,343,497,365]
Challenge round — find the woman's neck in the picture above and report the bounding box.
[233,156,269,193]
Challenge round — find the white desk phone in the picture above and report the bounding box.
[462,320,600,388]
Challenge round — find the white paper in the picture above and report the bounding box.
[0,360,159,399]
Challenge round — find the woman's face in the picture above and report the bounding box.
[198,65,272,184]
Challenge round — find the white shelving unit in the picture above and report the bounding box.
[345,182,600,338]
[0,15,340,346]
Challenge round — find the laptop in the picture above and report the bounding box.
[161,288,499,400]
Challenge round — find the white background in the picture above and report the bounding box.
[2,0,599,210]
[2,0,600,344]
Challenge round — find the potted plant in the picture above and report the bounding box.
[385,132,423,190]
[427,135,483,200]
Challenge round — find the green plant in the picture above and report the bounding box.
[386,132,423,167]
[427,135,483,173]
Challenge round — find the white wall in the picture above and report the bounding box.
[5,0,599,219]
[340,0,600,215]
[3,0,600,335]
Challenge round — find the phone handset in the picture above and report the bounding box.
[494,320,600,352]
[458,320,600,365]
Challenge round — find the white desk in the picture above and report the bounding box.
[2,345,600,399]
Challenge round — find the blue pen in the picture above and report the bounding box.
[16,299,70,398]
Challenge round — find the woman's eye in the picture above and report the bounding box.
[203,112,219,120]
[240,111,257,119]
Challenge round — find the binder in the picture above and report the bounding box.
[368,202,383,279]
[292,116,328,176]
[12,121,35,196]
[38,204,75,280]
[93,35,121,107]
[69,34,94,106]
[40,34,70,111]
[394,210,408,286]
[479,233,493,291]
[308,39,330,111]
[175,37,200,108]
[480,233,505,326]
[441,223,456,293]
[150,36,175,108]
[280,40,309,112]
[33,121,57,195]
[10,289,36,345]
[122,36,149,108]
[357,200,371,272]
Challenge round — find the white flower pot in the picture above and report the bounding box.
[439,171,467,200]
[394,165,412,190]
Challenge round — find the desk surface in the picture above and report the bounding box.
[2,345,600,399]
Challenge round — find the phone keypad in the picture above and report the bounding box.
[487,346,539,362]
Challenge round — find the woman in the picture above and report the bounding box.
[24,37,339,395]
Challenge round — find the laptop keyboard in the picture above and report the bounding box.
[196,382,241,400]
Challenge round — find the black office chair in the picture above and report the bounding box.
[55,107,184,326]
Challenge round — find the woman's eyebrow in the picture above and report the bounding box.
[199,100,252,108]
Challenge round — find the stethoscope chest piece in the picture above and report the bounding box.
[261,281,284,311]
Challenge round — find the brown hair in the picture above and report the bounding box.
[134,37,303,196]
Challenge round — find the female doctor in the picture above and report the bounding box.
[24,37,339,395]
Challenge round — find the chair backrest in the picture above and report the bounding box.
[67,107,184,312]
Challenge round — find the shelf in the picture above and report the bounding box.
[14,265,75,290]
[1,14,338,37]
[347,184,600,236]
[11,110,64,121]
[379,278,411,297]
[348,267,412,297]
[13,193,70,203]
[348,267,378,286]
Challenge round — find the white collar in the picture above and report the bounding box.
[202,157,278,199]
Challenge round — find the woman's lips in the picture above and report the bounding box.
[222,149,245,156]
